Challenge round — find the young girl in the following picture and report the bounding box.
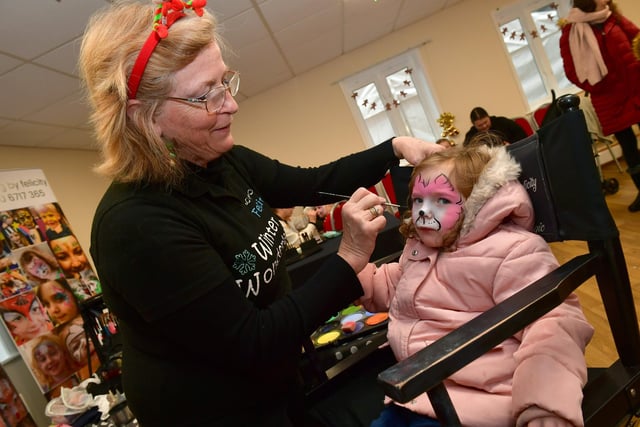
[36,278,93,367]
[17,245,62,286]
[28,333,77,393]
[48,235,100,298]
[36,278,80,327]
[32,203,72,241]
[359,143,594,426]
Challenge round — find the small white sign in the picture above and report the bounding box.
[0,169,57,211]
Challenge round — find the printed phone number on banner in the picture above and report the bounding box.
[0,190,47,203]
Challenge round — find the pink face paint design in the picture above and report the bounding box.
[28,257,52,279]
[411,173,463,233]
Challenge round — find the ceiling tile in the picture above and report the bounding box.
[206,0,254,20]
[218,9,270,50]
[0,121,67,148]
[28,92,90,128]
[343,0,400,51]
[0,0,105,59]
[228,41,292,95]
[281,31,342,75]
[274,4,342,51]
[259,0,342,33]
[33,38,84,77]
[43,128,97,151]
[0,64,79,119]
[0,53,21,76]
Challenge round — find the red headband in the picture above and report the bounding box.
[127,0,207,99]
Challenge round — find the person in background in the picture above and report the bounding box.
[358,140,593,426]
[79,1,442,425]
[273,207,321,247]
[304,205,326,233]
[463,107,528,146]
[305,203,344,233]
[559,0,640,212]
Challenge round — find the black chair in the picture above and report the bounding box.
[376,95,640,427]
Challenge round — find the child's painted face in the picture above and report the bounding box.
[26,256,54,279]
[14,209,36,229]
[39,208,61,228]
[39,281,78,325]
[34,341,68,378]
[411,167,464,248]
[3,300,51,340]
[50,236,88,277]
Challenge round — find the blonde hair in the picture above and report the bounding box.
[30,334,76,391]
[400,145,492,250]
[79,0,220,185]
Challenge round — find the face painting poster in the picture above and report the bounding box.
[0,169,102,400]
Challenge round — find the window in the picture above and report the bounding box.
[339,49,442,149]
[493,0,576,109]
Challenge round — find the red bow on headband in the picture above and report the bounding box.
[128,0,207,99]
[153,0,206,39]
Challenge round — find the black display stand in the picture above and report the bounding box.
[79,294,123,394]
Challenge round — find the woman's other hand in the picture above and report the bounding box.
[337,188,387,273]
[392,136,445,165]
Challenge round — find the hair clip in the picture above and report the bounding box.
[127,0,207,99]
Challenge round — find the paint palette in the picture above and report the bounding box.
[310,304,389,349]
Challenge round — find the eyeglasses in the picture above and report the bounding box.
[163,70,240,114]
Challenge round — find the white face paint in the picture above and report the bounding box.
[411,166,464,248]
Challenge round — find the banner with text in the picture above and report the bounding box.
[0,169,101,401]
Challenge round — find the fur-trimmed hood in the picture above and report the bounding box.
[458,146,534,246]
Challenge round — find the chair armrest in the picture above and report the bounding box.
[377,252,599,403]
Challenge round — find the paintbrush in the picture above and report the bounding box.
[317,191,404,209]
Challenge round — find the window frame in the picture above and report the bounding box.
[492,0,576,109]
[338,48,442,148]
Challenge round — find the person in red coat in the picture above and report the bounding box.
[560,0,640,211]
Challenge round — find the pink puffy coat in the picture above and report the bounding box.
[560,13,640,135]
[358,148,594,426]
